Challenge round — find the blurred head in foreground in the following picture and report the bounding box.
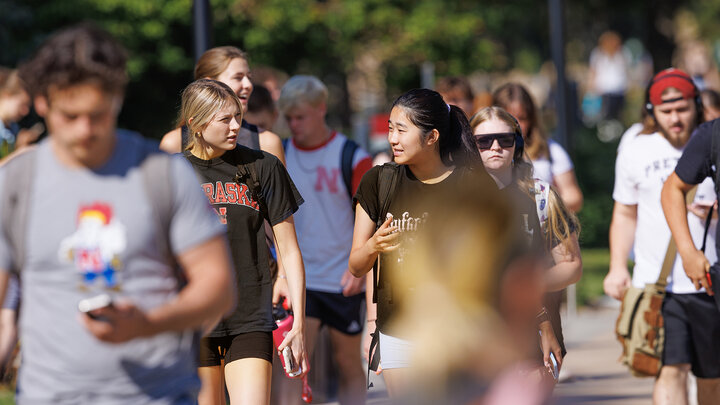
[390,181,546,401]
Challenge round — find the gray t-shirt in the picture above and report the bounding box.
[0,132,225,404]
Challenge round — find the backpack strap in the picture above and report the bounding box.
[366,163,401,382]
[139,150,186,288]
[1,148,38,274]
[234,148,269,221]
[712,120,720,196]
[341,138,360,200]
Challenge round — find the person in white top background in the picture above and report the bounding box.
[588,31,629,121]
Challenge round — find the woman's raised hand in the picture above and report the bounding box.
[367,214,400,253]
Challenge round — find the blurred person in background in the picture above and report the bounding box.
[588,30,629,121]
[607,68,715,405]
[274,75,372,405]
[675,41,720,92]
[245,84,279,133]
[349,88,495,397]
[701,89,720,121]
[391,177,553,405]
[253,66,291,138]
[253,66,289,103]
[178,79,307,405]
[470,106,582,382]
[493,83,583,212]
[0,68,42,156]
[436,76,476,119]
[160,46,286,165]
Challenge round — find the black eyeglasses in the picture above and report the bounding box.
[474,132,516,149]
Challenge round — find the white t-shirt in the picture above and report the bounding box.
[531,139,574,185]
[616,122,644,154]
[590,48,628,95]
[613,133,716,293]
[285,132,372,292]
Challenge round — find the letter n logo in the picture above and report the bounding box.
[315,167,340,193]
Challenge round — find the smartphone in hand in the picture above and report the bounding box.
[78,294,113,320]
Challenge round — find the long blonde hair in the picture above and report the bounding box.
[470,106,579,251]
[178,79,243,159]
[543,183,580,252]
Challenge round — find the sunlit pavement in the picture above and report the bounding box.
[320,303,660,404]
[554,304,654,404]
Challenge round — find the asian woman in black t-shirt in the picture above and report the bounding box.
[470,106,582,383]
[349,88,488,396]
[179,79,307,405]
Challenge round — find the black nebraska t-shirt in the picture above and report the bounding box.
[185,146,303,336]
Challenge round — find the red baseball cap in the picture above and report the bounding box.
[648,68,697,106]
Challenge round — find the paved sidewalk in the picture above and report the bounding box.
[322,303,660,405]
[554,304,654,404]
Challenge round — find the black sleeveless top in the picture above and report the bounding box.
[181,120,261,150]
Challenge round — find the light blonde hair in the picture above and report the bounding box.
[470,106,535,197]
[470,106,579,251]
[277,75,328,113]
[178,79,243,159]
[194,46,249,81]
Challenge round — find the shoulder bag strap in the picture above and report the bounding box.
[657,186,699,287]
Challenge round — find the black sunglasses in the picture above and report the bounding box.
[474,132,516,149]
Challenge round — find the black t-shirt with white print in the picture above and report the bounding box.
[355,165,503,336]
[185,145,303,336]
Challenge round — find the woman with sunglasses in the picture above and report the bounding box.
[470,106,582,380]
[179,79,307,405]
[493,83,583,212]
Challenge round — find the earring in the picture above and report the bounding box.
[195,132,201,138]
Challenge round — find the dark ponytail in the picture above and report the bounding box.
[392,88,480,167]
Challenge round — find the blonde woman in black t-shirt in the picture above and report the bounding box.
[179,79,307,405]
[349,88,489,396]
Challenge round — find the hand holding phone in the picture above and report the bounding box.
[78,294,113,320]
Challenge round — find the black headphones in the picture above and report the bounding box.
[510,116,525,161]
[644,72,703,119]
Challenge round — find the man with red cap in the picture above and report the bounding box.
[606,68,720,405]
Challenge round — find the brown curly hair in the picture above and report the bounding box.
[18,24,128,98]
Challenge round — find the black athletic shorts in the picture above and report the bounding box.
[306,290,364,335]
[662,292,720,378]
[198,331,273,367]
